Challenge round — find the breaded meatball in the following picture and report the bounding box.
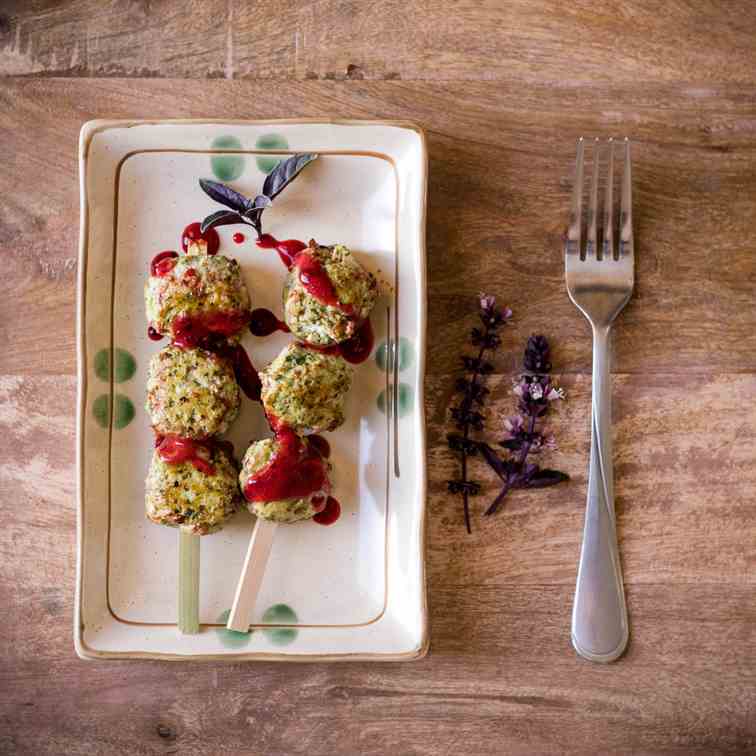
[145,254,251,341]
[146,345,240,438]
[283,242,378,346]
[260,343,353,433]
[239,436,331,523]
[145,444,240,535]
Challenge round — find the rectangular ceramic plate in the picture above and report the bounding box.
[75,120,428,660]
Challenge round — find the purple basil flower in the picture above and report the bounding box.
[478,334,569,516]
[523,335,552,374]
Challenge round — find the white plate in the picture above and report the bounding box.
[75,120,428,660]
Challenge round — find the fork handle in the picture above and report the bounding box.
[571,325,629,663]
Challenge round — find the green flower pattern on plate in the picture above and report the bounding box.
[376,338,414,415]
[377,383,414,417]
[94,347,136,383]
[262,603,299,646]
[214,604,299,648]
[255,133,289,174]
[375,337,414,372]
[92,393,135,429]
[210,135,245,181]
[215,609,254,648]
[92,347,136,429]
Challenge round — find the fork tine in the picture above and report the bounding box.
[619,138,633,258]
[603,139,614,259]
[565,138,584,259]
[586,139,600,259]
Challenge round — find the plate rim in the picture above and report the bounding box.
[75,118,429,661]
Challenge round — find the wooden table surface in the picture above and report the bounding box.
[2,2,756,754]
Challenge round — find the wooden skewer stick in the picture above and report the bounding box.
[226,519,278,632]
[178,530,201,634]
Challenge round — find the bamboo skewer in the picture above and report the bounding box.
[226,519,278,632]
[178,530,201,634]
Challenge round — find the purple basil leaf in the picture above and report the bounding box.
[262,153,318,200]
[478,442,511,481]
[200,210,244,234]
[199,179,250,213]
[483,484,511,516]
[526,468,570,488]
[246,194,273,210]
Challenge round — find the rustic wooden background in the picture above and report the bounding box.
[2,1,756,754]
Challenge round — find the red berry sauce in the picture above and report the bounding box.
[313,497,341,526]
[249,308,290,337]
[147,325,164,341]
[150,250,178,277]
[338,318,374,364]
[181,222,220,255]
[156,435,216,476]
[256,233,307,269]
[307,434,331,460]
[242,425,330,503]
[294,251,355,316]
[171,310,251,349]
[299,318,374,365]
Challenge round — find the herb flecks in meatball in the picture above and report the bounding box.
[260,343,353,434]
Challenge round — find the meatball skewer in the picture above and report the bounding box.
[226,243,376,632]
[227,427,336,632]
[144,226,250,634]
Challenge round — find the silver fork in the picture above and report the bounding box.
[565,138,633,663]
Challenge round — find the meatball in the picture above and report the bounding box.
[145,253,251,341]
[239,436,331,524]
[146,345,240,438]
[260,343,353,433]
[283,242,378,346]
[145,443,240,535]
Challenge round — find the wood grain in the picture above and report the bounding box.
[3,1,756,84]
[2,78,756,376]
[2,4,756,750]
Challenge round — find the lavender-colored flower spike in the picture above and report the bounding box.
[478,333,569,517]
[524,335,552,374]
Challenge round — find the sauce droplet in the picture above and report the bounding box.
[249,308,290,337]
[156,435,215,476]
[181,222,220,255]
[150,250,178,277]
[313,496,341,526]
[232,232,245,244]
[339,318,374,364]
[147,326,164,341]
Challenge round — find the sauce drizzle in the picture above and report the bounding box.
[155,435,215,476]
[242,425,329,503]
[249,308,290,337]
[171,310,252,349]
[256,233,307,269]
[294,251,355,315]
